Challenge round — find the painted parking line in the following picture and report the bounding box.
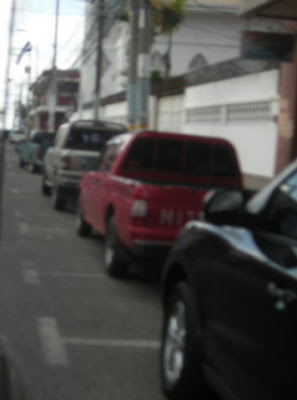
[64,337,160,350]
[44,271,106,279]
[14,208,23,218]
[37,317,160,366]
[23,269,105,282]
[23,269,40,284]
[38,317,69,366]
[18,221,30,235]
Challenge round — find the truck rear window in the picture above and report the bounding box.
[123,137,239,180]
[64,128,120,151]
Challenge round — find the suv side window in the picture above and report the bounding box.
[213,145,238,178]
[99,143,122,172]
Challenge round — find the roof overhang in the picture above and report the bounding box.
[240,0,297,20]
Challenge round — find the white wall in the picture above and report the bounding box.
[183,69,280,178]
[152,10,243,76]
[92,69,280,180]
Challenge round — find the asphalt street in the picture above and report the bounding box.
[0,142,164,400]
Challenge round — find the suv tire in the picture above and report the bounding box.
[161,282,206,400]
[52,185,66,211]
[41,174,51,196]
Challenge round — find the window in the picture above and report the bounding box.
[99,143,122,172]
[156,139,182,173]
[64,128,120,151]
[213,145,238,178]
[123,138,154,170]
[185,142,211,175]
[32,133,44,144]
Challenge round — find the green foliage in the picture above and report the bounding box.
[151,69,164,82]
[152,0,186,34]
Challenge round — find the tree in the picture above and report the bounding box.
[151,0,186,78]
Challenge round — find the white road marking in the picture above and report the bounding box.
[14,209,23,218]
[21,260,34,267]
[45,272,105,279]
[18,222,30,235]
[64,337,160,349]
[11,188,20,194]
[38,317,69,366]
[23,269,40,284]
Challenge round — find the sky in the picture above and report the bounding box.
[0,0,86,128]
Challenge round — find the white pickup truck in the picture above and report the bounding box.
[42,119,127,210]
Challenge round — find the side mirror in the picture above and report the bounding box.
[201,188,245,225]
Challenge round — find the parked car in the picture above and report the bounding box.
[9,130,26,146]
[77,130,242,278]
[42,119,127,209]
[160,159,297,400]
[18,130,56,173]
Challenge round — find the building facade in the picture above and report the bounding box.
[29,69,80,132]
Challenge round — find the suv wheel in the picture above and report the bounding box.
[104,215,128,278]
[28,162,37,174]
[19,158,25,168]
[76,203,92,236]
[51,185,65,211]
[161,282,206,400]
[41,174,51,196]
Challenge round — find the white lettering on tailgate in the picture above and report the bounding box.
[160,209,199,227]
[160,210,175,226]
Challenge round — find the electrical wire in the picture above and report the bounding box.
[183,22,239,40]
[155,38,239,48]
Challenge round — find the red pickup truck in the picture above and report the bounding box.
[77,130,242,277]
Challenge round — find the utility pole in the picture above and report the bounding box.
[137,0,152,129]
[127,0,139,130]
[93,0,105,121]
[2,0,16,130]
[48,0,60,131]
[1,0,16,241]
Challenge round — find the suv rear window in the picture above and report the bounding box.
[64,128,120,151]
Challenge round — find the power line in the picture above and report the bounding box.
[155,38,239,48]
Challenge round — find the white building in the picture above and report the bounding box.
[78,0,249,118]
[76,0,285,186]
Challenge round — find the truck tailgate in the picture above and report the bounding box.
[140,184,208,230]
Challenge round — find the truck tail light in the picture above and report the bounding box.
[131,200,148,227]
[61,155,71,170]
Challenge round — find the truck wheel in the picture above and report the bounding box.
[51,185,65,211]
[41,174,51,196]
[104,215,128,278]
[76,204,91,236]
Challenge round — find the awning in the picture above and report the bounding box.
[240,0,297,20]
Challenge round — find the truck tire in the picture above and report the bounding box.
[104,215,128,278]
[76,204,92,236]
[51,185,65,211]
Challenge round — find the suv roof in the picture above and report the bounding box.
[63,119,127,131]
